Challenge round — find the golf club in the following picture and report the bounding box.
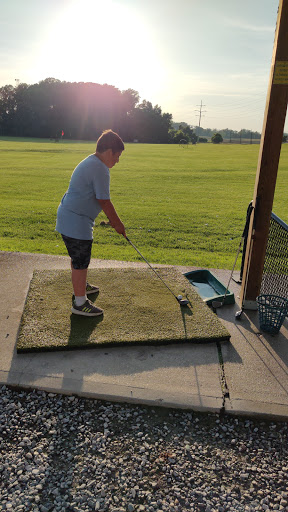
[234,202,255,319]
[212,236,244,309]
[125,236,189,306]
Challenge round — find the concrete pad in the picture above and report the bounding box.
[0,344,223,412]
[0,252,224,413]
[1,252,288,419]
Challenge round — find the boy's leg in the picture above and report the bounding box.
[61,235,103,316]
[69,261,99,296]
[61,235,91,300]
[71,267,88,297]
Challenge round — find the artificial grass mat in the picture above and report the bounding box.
[17,268,230,353]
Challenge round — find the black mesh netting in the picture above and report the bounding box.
[260,213,288,298]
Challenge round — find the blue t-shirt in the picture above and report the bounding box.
[56,154,110,240]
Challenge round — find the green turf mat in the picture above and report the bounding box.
[17,268,230,352]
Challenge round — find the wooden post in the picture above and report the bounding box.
[240,0,288,309]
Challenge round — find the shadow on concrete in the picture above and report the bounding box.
[219,304,288,406]
[243,311,288,389]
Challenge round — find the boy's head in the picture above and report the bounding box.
[96,130,124,154]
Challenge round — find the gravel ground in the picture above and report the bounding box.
[0,386,288,512]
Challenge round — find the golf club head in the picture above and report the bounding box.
[178,298,189,306]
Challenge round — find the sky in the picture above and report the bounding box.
[0,0,283,132]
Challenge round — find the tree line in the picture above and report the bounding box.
[0,78,177,143]
[0,77,268,143]
[194,126,262,141]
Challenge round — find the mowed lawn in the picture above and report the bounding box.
[0,137,287,269]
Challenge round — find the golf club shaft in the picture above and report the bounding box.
[125,236,178,300]
[222,237,244,302]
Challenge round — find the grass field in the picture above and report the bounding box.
[0,137,287,269]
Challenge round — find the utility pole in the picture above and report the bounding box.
[240,0,288,309]
[195,100,207,135]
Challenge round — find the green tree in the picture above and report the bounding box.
[121,89,140,113]
[0,84,17,135]
[179,124,197,144]
[128,100,172,143]
[211,132,223,144]
[173,130,189,144]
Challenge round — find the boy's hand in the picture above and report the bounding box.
[114,220,126,237]
[97,199,126,237]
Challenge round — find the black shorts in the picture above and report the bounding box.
[61,235,93,270]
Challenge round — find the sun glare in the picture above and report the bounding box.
[35,0,165,101]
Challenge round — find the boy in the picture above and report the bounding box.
[56,129,126,317]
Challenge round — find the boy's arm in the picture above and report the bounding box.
[98,199,126,237]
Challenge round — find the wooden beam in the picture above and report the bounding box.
[240,0,288,309]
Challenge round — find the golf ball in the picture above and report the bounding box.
[177,295,183,300]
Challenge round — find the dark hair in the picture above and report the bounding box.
[96,130,124,154]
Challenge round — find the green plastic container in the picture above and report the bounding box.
[184,270,235,306]
[256,294,288,334]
